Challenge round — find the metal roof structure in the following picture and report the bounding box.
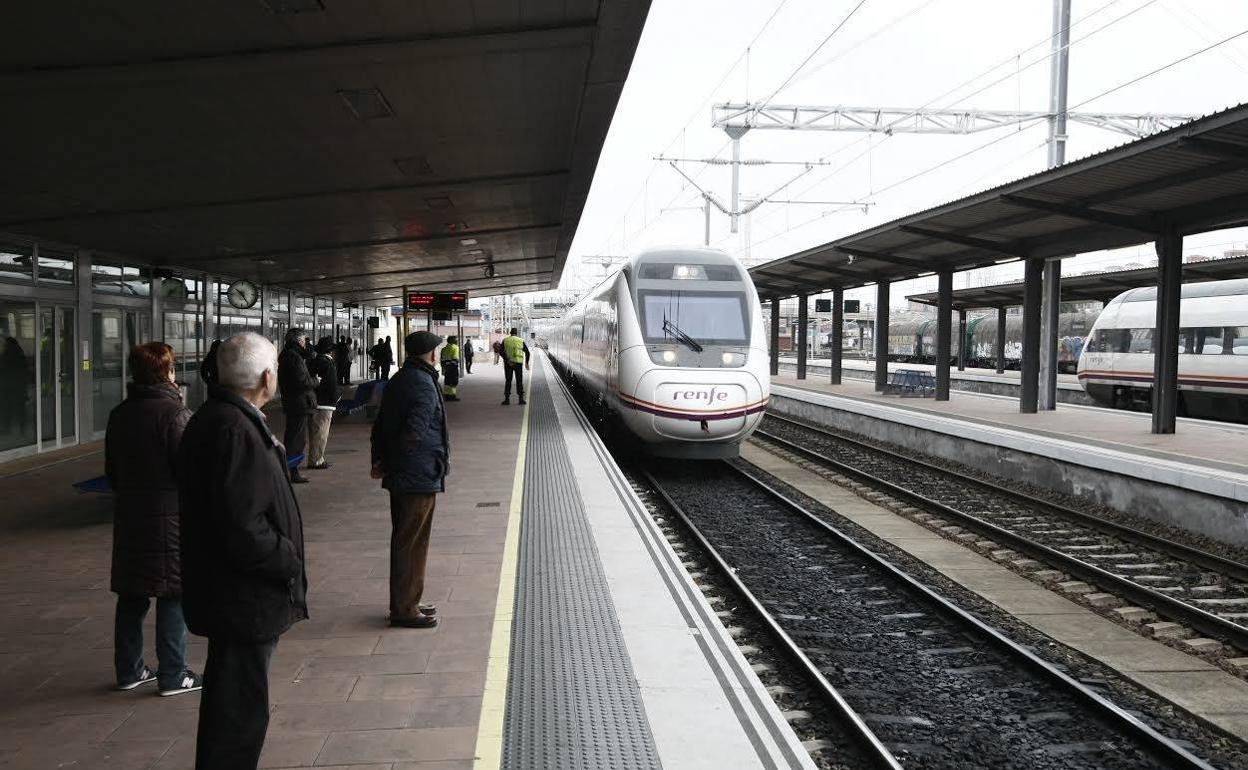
[906,254,1248,311]
[0,1,651,300]
[750,103,1248,299]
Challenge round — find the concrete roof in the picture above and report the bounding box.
[750,103,1248,299]
[0,1,652,299]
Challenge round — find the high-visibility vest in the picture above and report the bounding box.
[440,343,459,363]
[502,335,525,364]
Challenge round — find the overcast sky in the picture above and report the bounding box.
[542,0,1248,308]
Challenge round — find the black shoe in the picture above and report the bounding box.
[518,397,527,405]
[159,670,203,697]
[389,614,438,629]
[290,474,310,484]
[501,398,510,405]
[117,667,156,691]
[306,462,331,470]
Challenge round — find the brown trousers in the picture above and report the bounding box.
[389,493,437,620]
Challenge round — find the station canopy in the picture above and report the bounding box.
[750,103,1248,300]
[907,253,1248,311]
[0,1,651,299]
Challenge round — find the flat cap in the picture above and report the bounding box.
[404,331,443,356]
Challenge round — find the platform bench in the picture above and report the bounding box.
[336,380,383,416]
[882,368,936,397]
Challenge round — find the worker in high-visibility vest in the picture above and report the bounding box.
[439,336,461,402]
[500,327,530,406]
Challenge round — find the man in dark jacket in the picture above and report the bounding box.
[277,328,316,484]
[178,332,308,770]
[378,336,395,379]
[306,336,339,470]
[333,336,353,386]
[106,342,201,696]
[370,331,448,629]
[462,339,474,374]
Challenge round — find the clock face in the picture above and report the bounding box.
[227,280,259,309]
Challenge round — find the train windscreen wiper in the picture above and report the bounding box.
[663,318,704,353]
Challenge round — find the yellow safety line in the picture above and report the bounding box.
[472,388,530,770]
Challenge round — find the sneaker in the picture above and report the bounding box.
[117,667,157,691]
[501,398,510,405]
[390,614,438,629]
[418,603,437,616]
[306,462,331,470]
[159,670,203,697]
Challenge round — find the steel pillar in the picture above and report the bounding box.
[935,271,952,400]
[1039,260,1061,409]
[1020,258,1043,413]
[1152,228,1183,434]
[796,294,808,380]
[830,288,844,385]
[875,282,890,391]
[995,306,1007,373]
[956,309,967,372]
[769,300,780,376]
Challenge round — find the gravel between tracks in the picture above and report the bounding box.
[648,459,1229,770]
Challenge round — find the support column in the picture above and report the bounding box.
[261,287,271,340]
[830,288,844,385]
[935,271,952,400]
[76,250,95,439]
[1152,227,1183,434]
[956,309,967,372]
[769,299,780,377]
[1039,260,1061,409]
[995,306,1007,373]
[1020,258,1043,413]
[150,276,163,342]
[796,294,808,380]
[874,282,890,391]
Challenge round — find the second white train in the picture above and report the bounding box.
[547,247,770,458]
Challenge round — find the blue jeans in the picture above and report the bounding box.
[114,595,188,690]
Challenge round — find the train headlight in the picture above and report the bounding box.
[721,352,735,365]
[661,350,677,363]
[672,264,707,280]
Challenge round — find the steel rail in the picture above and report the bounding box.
[718,460,1217,770]
[639,467,902,770]
[752,420,1248,651]
[764,412,1248,582]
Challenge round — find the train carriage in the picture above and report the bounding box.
[547,247,770,458]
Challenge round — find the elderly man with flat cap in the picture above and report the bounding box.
[370,331,449,628]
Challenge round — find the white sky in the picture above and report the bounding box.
[531,0,1248,308]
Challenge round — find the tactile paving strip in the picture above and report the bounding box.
[502,376,663,770]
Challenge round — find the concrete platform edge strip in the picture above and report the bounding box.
[547,359,817,770]
[499,360,662,769]
[472,395,531,770]
[772,384,1248,503]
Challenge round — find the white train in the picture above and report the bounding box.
[1077,278,1248,422]
[547,247,770,458]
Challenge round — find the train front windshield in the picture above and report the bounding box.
[640,291,749,345]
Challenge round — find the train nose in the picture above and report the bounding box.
[633,378,764,442]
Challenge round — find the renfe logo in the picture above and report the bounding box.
[671,387,730,406]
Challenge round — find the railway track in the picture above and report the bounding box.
[639,459,1216,770]
[753,413,1248,653]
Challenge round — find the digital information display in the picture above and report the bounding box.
[406,291,468,312]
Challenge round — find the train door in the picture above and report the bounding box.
[37,306,77,450]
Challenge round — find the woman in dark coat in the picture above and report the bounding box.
[105,341,202,696]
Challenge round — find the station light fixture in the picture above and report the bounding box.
[339,88,395,121]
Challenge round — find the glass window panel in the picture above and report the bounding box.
[91,263,124,294]
[123,266,150,297]
[1234,327,1248,355]
[0,243,34,284]
[1195,326,1223,354]
[37,249,75,285]
[1128,328,1153,354]
[0,300,38,451]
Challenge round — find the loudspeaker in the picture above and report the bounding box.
[366,316,380,328]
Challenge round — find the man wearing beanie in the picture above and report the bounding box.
[369,331,448,628]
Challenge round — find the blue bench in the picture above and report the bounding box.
[882,368,936,397]
[75,452,307,494]
[336,380,383,416]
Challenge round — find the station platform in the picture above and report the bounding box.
[770,373,1248,547]
[776,355,1090,403]
[0,357,809,769]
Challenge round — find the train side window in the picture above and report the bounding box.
[1233,327,1248,355]
[1128,328,1153,354]
[1179,327,1195,354]
[1195,326,1223,354]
